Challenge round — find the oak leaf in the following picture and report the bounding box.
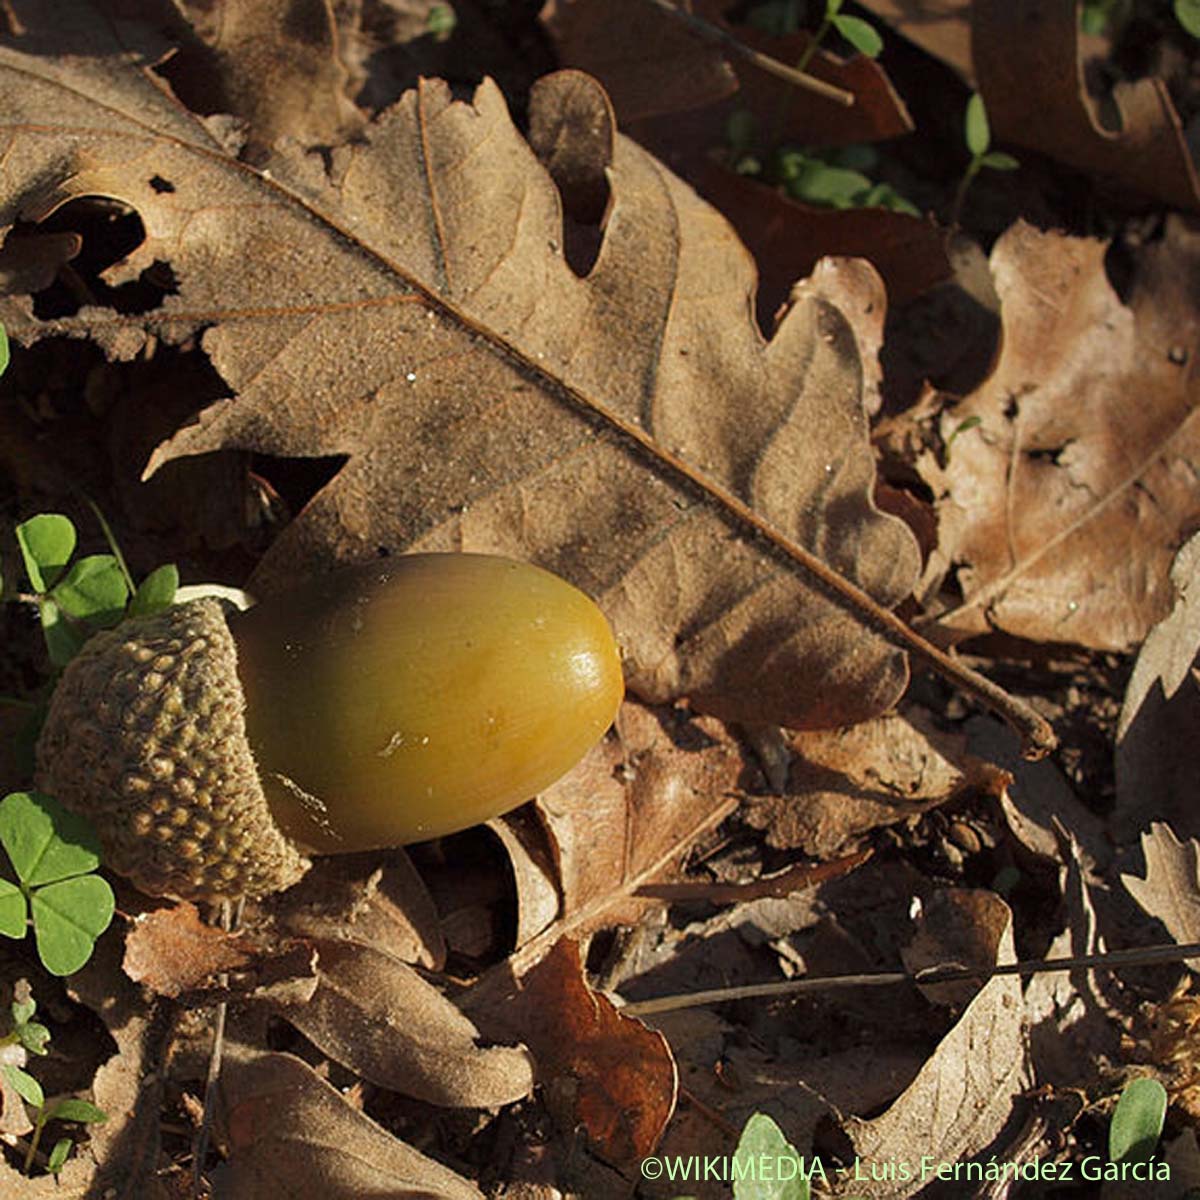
[919,220,1200,650]
[0,14,920,731]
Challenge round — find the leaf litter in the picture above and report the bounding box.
[0,0,1199,1196]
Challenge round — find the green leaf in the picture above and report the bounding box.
[16,515,76,594]
[1,1063,44,1109]
[826,0,844,15]
[734,1113,810,1200]
[981,151,1019,171]
[0,322,8,377]
[17,1021,50,1057]
[11,995,35,1027]
[965,92,990,157]
[0,878,26,938]
[785,160,875,208]
[37,598,87,669]
[831,13,882,57]
[51,555,130,626]
[1176,0,1200,37]
[127,562,179,618]
[426,2,456,38]
[46,1138,71,1174]
[43,1097,106,1125]
[31,875,115,976]
[0,791,102,887]
[1110,1077,1167,1164]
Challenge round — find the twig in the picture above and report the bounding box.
[640,0,855,107]
[191,897,244,1198]
[617,941,1200,1017]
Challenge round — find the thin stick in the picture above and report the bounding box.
[617,941,1200,1017]
[641,0,855,107]
[191,896,244,1197]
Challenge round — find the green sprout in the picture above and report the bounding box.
[749,0,882,66]
[427,3,456,39]
[0,987,106,1174]
[1109,1077,1168,1170]
[0,791,114,976]
[772,144,919,214]
[950,93,1019,227]
[0,320,8,377]
[12,512,178,667]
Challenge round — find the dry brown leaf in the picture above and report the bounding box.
[1025,831,1122,1090]
[918,220,1200,650]
[123,901,254,996]
[697,163,951,325]
[274,937,534,1107]
[539,0,738,121]
[857,0,973,81]
[270,850,447,970]
[839,891,1027,1199]
[534,702,741,937]
[1122,824,1200,964]
[1115,534,1200,841]
[219,1051,484,1199]
[488,810,561,948]
[483,938,676,1166]
[544,0,913,140]
[164,0,365,160]
[973,0,1200,211]
[0,19,920,734]
[743,709,1002,859]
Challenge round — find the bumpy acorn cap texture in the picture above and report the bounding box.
[35,599,310,901]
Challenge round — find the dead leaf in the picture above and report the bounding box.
[918,220,1200,650]
[539,0,738,121]
[274,937,535,1107]
[857,0,973,81]
[488,810,562,948]
[533,703,741,940]
[270,850,447,970]
[1122,824,1200,965]
[123,902,254,996]
[697,163,951,327]
[973,0,1200,211]
[0,22,920,734]
[1119,532,1200,742]
[164,0,365,161]
[743,709,1000,859]
[219,1051,484,1199]
[1115,534,1200,842]
[839,891,1027,1198]
[483,938,676,1166]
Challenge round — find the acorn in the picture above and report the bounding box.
[34,554,624,901]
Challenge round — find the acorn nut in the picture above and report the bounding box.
[35,554,624,901]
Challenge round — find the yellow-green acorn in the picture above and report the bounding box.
[35,554,623,901]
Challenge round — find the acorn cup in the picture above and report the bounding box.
[34,554,624,901]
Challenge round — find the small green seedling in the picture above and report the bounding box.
[734,1113,811,1199]
[1109,1076,1168,1168]
[943,414,982,464]
[950,93,1019,226]
[0,987,106,1175]
[0,320,8,377]
[772,144,919,214]
[426,3,456,39]
[13,512,178,667]
[751,0,882,72]
[0,792,114,976]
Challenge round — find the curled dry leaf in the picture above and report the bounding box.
[919,220,1200,650]
[857,0,974,81]
[743,709,1005,859]
[1121,824,1200,965]
[840,891,1027,1198]
[481,938,677,1166]
[274,938,534,1108]
[219,1052,484,1199]
[0,16,920,733]
[973,0,1200,211]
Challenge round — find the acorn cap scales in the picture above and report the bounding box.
[35,599,310,901]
